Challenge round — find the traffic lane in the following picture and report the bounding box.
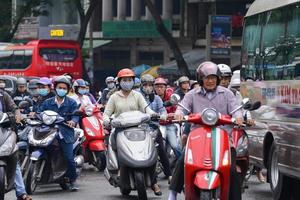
[6,166,272,199]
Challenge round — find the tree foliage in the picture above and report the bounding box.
[0,0,49,42]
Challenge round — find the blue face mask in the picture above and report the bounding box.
[78,89,86,95]
[39,88,49,97]
[56,88,68,97]
[120,80,134,91]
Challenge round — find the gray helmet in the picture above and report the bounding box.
[178,76,190,85]
[141,74,155,85]
[196,61,221,86]
[16,77,27,86]
[28,79,39,89]
[53,76,71,89]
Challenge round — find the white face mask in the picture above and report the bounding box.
[0,83,5,89]
[107,82,115,89]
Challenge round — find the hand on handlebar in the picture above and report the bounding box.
[235,118,244,126]
[67,120,76,128]
[174,114,184,122]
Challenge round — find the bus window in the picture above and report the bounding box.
[11,50,25,69]
[0,50,13,69]
[24,50,33,68]
[39,48,77,62]
[286,4,300,80]
[242,14,263,81]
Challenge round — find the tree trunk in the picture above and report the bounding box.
[144,0,191,76]
[75,0,100,48]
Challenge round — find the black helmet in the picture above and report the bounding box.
[196,61,221,86]
[53,76,71,89]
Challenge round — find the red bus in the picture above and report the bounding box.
[0,40,83,78]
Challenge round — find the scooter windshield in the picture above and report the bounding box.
[111,111,151,128]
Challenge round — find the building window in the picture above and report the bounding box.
[126,0,131,17]
[112,0,117,17]
[173,0,180,15]
[138,51,164,66]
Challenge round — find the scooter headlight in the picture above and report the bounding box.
[42,113,56,125]
[201,108,219,126]
[84,106,94,117]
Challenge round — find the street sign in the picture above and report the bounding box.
[102,20,172,38]
[210,15,232,56]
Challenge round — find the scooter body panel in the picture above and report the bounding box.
[185,126,231,200]
[89,140,106,151]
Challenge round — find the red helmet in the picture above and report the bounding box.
[154,77,167,86]
[117,68,135,80]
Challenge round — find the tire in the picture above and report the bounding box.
[134,171,147,200]
[120,187,131,196]
[60,182,69,190]
[0,167,5,200]
[199,190,213,200]
[25,161,38,195]
[267,143,292,200]
[94,151,106,171]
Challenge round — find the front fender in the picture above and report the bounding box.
[194,170,220,190]
[89,140,106,151]
[30,149,45,161]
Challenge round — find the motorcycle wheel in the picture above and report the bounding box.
[120,187,131,196]
[25,161,38,195]
[60,182,69,190]
[134,171,147,200]
[199,190,213,200]
[94,151,106,171]
[0,166,5,200]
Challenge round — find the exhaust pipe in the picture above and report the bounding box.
[75,155,84,167]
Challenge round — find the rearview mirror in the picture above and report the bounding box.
[98,91,102,99]
[170,94,181,105]
[250,101,261,111]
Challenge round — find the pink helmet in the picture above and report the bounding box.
[154,77,167,86]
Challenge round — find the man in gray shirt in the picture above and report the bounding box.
[168,61,243,200]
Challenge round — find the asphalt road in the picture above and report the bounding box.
[6,165,272,200]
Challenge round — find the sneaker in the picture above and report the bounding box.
[69,181,79,191]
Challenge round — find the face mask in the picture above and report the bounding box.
[120,80,134,91]
[0,83,5,89]
[107,82,115,89]
[39,88,49,97]
[56,88,68,97]
[29,89,39,97]
[78,89,86,95]
[142,86,153,95]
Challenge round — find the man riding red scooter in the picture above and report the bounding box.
[168,61,244,200]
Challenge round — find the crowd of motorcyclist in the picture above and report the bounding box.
[0,60,265,200]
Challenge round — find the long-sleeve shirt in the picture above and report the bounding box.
[103,90,155,125]
[140,91,167,115]
[175,86,243,131]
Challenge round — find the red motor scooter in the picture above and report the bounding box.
[80,105,107,171]
[169,94,248,200]
[232,101,261,190]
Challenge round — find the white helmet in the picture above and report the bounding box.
[217,64,232,77]
[230,76,240,88]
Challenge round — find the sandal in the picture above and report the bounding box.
[152,183,162,196]
[18,194,32,200]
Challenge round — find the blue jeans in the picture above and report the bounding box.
[15,162,26,198]
[59,139,77,182]
[166,124,182,158]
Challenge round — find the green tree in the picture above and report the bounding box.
[0,0,49,42]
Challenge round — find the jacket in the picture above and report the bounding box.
[11,90,31,107]
[0,89,18,113]
[161,88,177,114]
[38,96,79,144]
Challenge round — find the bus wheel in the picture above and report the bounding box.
[267,143,291,200]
